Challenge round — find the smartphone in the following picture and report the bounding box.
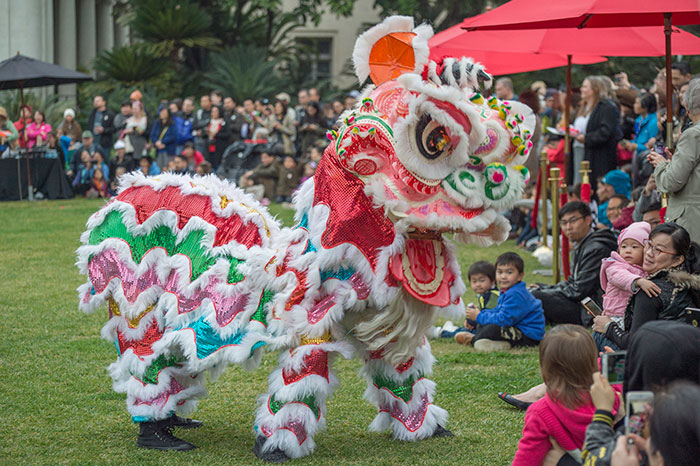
[602,351,627,385]
[684,307,700,327]
[581,297,603,317]
[654,143,667,156]
[625,391,654,437]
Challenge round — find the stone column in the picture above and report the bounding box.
[55,0,78,98]
[96,0,114,53]
[0,0,44,60]
[77,0,96,71]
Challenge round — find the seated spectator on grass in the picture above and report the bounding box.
[109,166,127,196]
[640,201,662,229]
[181,142,204,172]
[592,222,700,350]
[196,160,211,176]
[171,154,190,175]
[68,131,106,179]
[275,155,300,204]
[72,150,94,196]
[87,168,109,199]
[594,222,656,352]
[596,170,631,228]
[511,325,620,466]
[461,252,545,352]
[92,151,109,181]
[582,320,700,466]
[299,161,317,185]
[531,201,617,326]
[632,174,661,224]
[109,140,135,175]
[138,156,161,177]
[445,261,498,339]
[241,151,279,203]
[606,194,633,230]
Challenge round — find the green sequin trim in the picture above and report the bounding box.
[372,374,421,403]
[228,258,245,284]
[89,210,218,280]
[142,354,180,385]
[250,289,274,326]
[269,393,320,419]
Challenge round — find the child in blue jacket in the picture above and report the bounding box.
[462,252,545,352]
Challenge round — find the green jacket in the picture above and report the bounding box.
[0,121,19,144]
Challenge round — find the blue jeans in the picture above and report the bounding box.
[440,327,475,338]
[593,331,620,352]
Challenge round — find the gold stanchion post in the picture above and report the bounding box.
[540,150,549,243]
[549,167,561,283]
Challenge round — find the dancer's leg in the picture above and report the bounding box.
[253,342,340,459]
[360,339,449,440]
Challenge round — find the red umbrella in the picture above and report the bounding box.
[460,0,700,30]
[461,0,700,147]
[432,25,700,57]
[429,48,605,75]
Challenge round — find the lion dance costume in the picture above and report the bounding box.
[77,16,535,460]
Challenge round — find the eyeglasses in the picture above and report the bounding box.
[560,216,584,226]
[644,241,678,257]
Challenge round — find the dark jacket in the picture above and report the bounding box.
[225,110,245,144]
[584,99,620,189]
[87,108,116,151]
[149,120,178,156]
[582,321,700,466]
[606,269,700,349]
[177,111,195,145]
[251,159,280,199]
[275,163,301,198]
[539,228,617,324]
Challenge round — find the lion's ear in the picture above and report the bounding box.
[352,16,432,86]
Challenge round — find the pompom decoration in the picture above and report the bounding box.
[514,165,530,185]
[470,93,484,105]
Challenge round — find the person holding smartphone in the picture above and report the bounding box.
[648,79,700,244]
[582,320,700,466]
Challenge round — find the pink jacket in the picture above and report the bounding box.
[600,252,647,317]
[26,122,52,149]
[512,393,620,466]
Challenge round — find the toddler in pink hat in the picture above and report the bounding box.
[598,222,660,342]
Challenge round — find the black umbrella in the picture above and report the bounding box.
[0,53,92,200]
[0,53,92,90]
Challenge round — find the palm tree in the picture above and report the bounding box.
[130,0,220,65]
[202,46,291,103]
[93,45,170,83]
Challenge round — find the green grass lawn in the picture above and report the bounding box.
[0,198,552,465]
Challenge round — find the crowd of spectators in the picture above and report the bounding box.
[0,86,360,200]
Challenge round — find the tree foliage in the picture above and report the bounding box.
[202,46,291,103]
[373,0,508,32]
[130,0,220,62]
[93,45,170,83]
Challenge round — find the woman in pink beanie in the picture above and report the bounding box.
[594,221,660,351]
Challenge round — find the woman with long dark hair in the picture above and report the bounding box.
[593,222,700,349]
[266,100,296,156]
[149,106,177,169]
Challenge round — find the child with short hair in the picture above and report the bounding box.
[444,261,499,339]
[511,325,620,466]
[460,252,545,352]
[594,221,660,351]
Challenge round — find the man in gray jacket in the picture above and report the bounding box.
[649,78,700,244]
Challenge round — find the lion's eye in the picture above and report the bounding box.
[415,114,451,160]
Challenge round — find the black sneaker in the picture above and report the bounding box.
[137,420,196,451]
[252,435,290,463]
[432,425,455,438]
[169,414,203,429]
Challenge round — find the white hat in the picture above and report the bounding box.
[64,108,75,118]
[114,140,126,150]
